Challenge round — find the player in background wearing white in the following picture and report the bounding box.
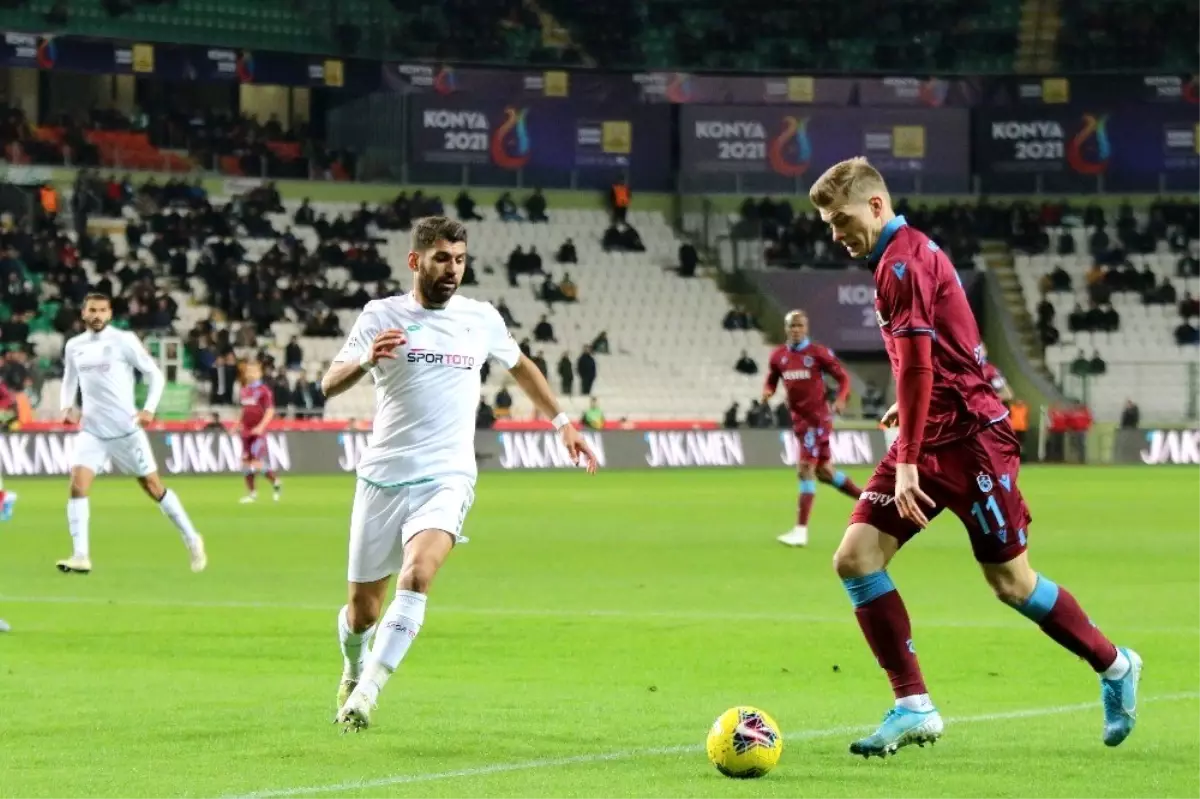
[57,293,207,574]
[324,217,598,732]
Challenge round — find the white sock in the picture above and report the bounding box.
[357,590,427,704]
[1102,650,1131,681]
[338,605,377,681]
[896,693,935,713]
[67,497,90,558]
[158,489,201,547]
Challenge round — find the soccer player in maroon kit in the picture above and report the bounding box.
[808,158,1140,757]
[238,361,282,503]
[763,309,862,547]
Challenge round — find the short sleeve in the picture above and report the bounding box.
[334,308,383,363]
[482,303,521,369]
[878,257,936,337]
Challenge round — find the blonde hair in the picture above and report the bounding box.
[808,157,889,209]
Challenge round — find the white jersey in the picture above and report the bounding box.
[60,326,165,440]
[335,293,521,487]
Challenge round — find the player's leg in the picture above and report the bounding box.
[339,480,472,731]
[337,576,388,708]
[961,428,1140,746]
[255,438,282,501]
[779,458,816,547]
[137,470,207,572]
[241,454,259,503]
[816,460,863,500]
[836,455,945,757]
[59,431,105,573]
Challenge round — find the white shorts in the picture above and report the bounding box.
[70,430,158,478]
[346,477,475,583]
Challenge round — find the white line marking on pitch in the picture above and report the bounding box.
[231,693,1199,799]
[1,594,1196,635]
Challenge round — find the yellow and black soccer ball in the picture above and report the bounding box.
[705,706,784,778]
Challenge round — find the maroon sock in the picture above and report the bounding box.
[244,471,256,492]
[854,588,927,698]
[835,476,862,499]
[1037,586,1118,672]
[797,491,815,525]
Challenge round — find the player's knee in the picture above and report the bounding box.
[984,568,1037,606]
[396,559,437,594]
[347,593,382,631]
[832,543,872,579]
[815,464,835,482]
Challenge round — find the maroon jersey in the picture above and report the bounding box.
[239,381,274,431]
[765,342,849,426]
[872,217,1008,447]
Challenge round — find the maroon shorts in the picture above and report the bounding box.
[241,434,267,462]
[849,422,1032,564]
[794,422,832,465]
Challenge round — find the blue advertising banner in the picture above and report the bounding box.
[975,104,1199,178]
[407,93,671,183]
[0,32,376,90]
[679,105,971,189]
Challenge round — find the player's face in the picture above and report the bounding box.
[410,240,468,308]
[786,314,808,343]
[819,196,885,258]
[244,363,262,383]
[81,300,111,332]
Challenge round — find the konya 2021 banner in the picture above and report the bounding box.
[408,93,671,180]
[678,105,971,188]
[975,104,1199,177]
[750,270,984,353]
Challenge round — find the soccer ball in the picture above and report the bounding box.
[705,706,783,778]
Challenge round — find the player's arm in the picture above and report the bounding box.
[762,355,781,403]
[880,258,936,526]
[321,310,405,398]
[994,374,1014,402]
[824,350,851,414]
[59,343,80,424]
[253,392,275,435]
[489,305,597,473]
[125,334,165,424]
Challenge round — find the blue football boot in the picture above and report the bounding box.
[1101,647,1142,747]
[850,706,944,758]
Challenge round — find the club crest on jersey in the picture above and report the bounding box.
[803,355,813,367]
[976,473,994,493]
[891,262,907,279]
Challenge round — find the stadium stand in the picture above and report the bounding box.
[11,181,774,423]
[1015,201,1200,423]
[1056,0,1199,72]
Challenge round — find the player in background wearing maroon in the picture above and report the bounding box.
[763,309,862,547]
[809,157,1140,758]
[238,361,282,503]
[979,344,1014,402]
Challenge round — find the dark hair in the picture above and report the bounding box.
[83,292,112,306]
[411,216,468,251]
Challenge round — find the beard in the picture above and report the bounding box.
[418,270,459,307]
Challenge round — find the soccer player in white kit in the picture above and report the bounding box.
[57,293,207,574]
[324,217,598,732]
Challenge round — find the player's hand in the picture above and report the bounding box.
[134,410,154,428]
[879,403,900,428]
[832,397,847,415]
[561,424,599,474]
[62,408,81,426]
[369,329,407,364]
[761,391,773,404]
[894,462,935,529]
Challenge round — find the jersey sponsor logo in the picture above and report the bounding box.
[779,430,875,466]
[163,432,290,474]
[405,349,476,370]
[782,369,812,381]
[496,431,606,470]
[644,430,744,468]
[860,490,895,507]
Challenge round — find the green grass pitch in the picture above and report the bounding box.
[0,466,1196,798]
